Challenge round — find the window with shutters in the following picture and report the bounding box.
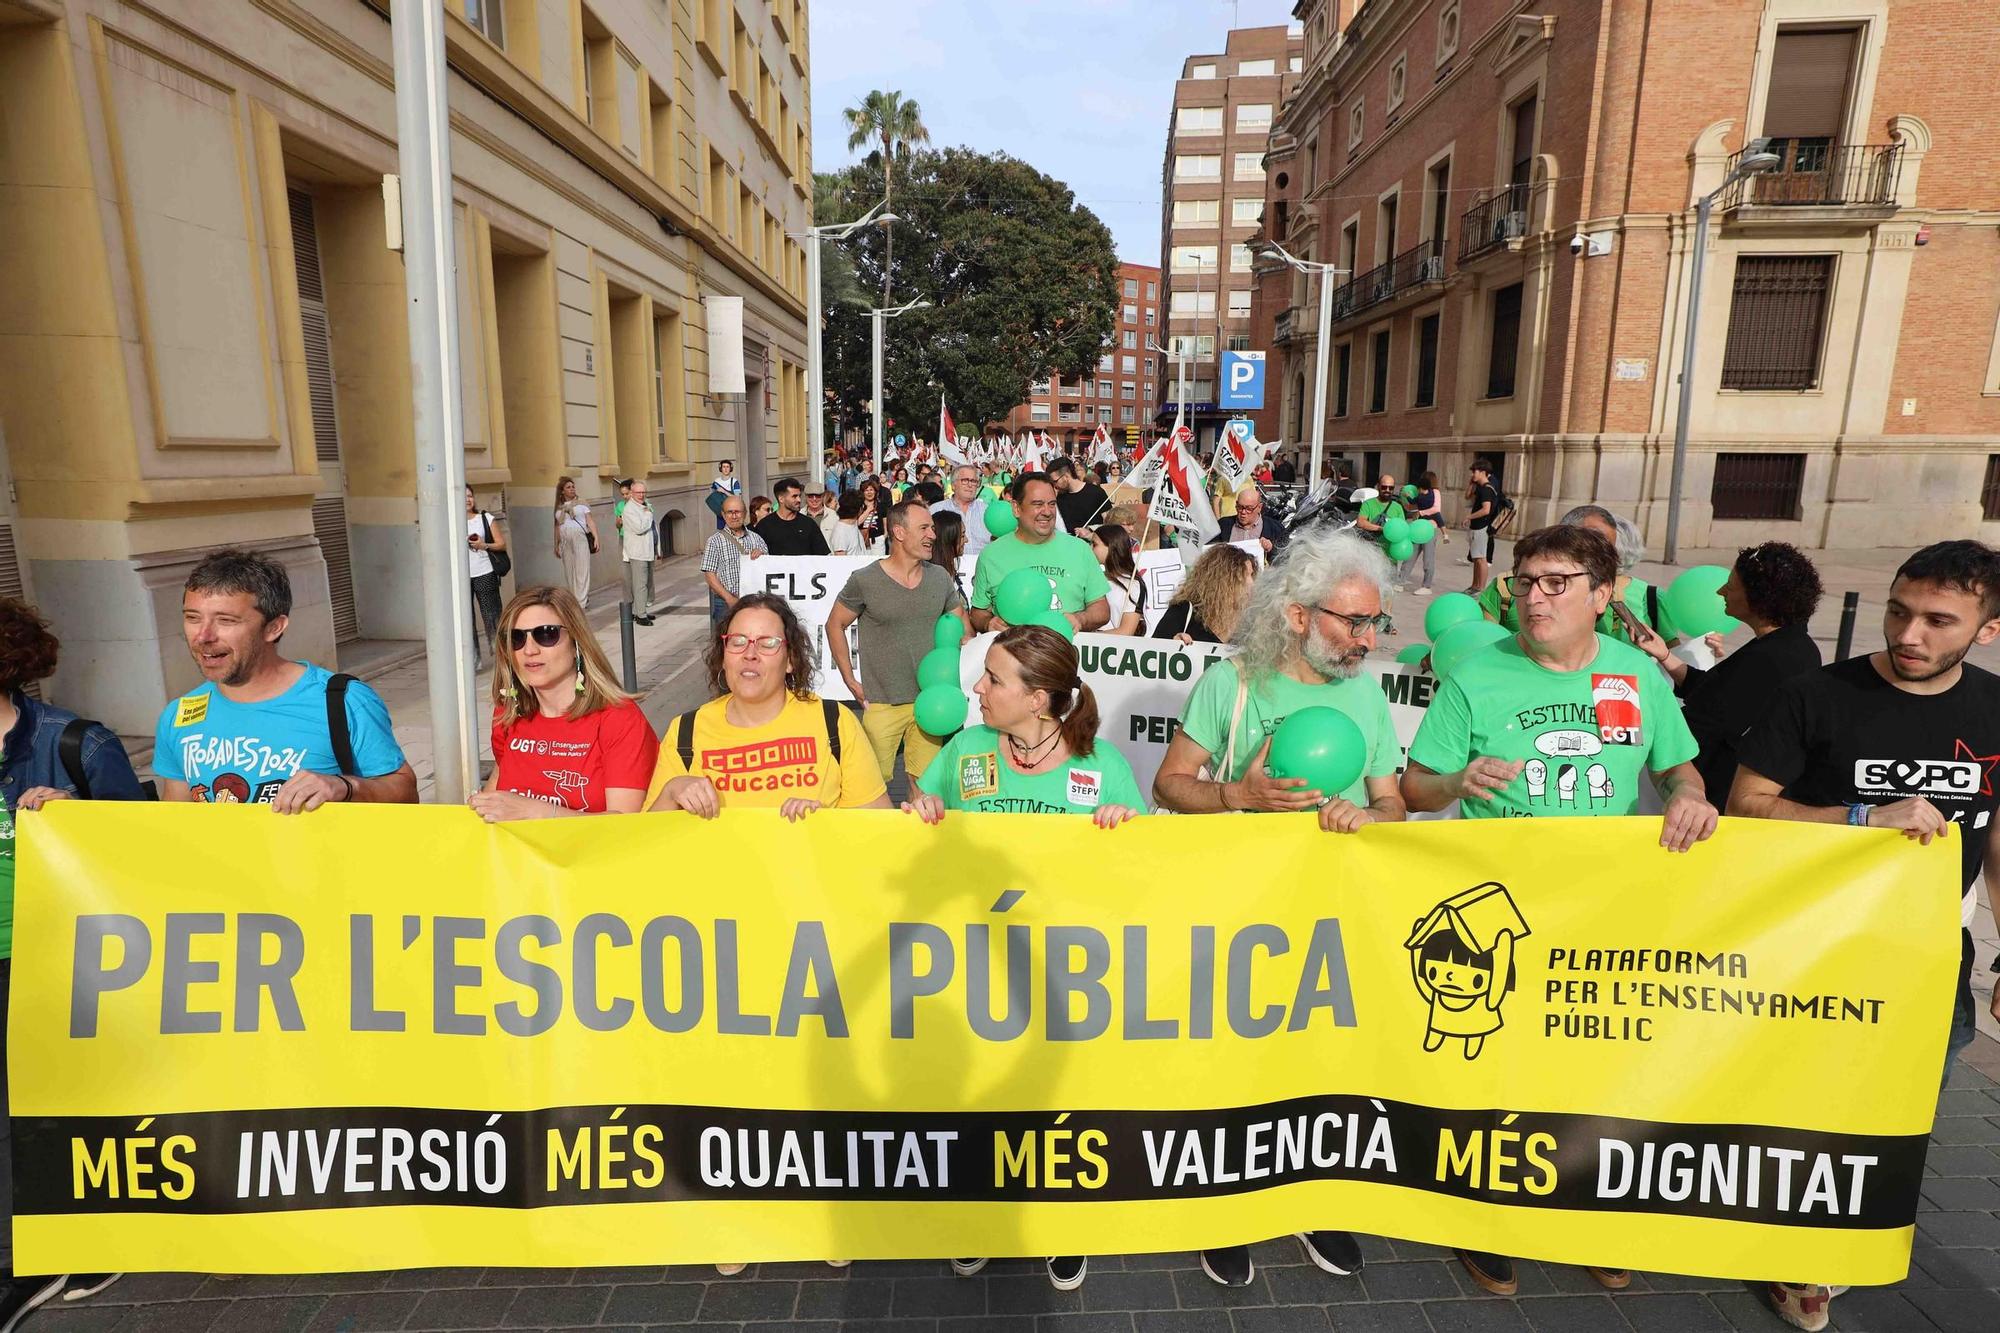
[1485,282,1523,399]
[1413,312,1441,408]
[1721,255,1833,390]
[1711,453,1807,521]
[288,188,359,643]
[1333,342,1352,418]
[1760,27,1860,174]
[1982,455,2000,522]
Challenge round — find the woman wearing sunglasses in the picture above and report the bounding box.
[469,587,658,821]
[647,593,889,821]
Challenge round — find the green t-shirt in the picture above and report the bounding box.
[1406,633,1698,820]
[920,725,1149,814]
[1358,497,1402,527]
[970,532,1110,615]
[1176,658,1400,806]
[0,792,13,959]
[1477,575,1671,644]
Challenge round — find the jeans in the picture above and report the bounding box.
[710,591,731,629]
[1944,926,1977,1089]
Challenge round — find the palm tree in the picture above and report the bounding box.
[842,89,930,306]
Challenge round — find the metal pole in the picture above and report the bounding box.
[1308,263,1336,492]
[391,0,475,802]
[1835,589,1860,661]
[806,232,825,487]
[1664,192,1713,564]
[618,602,639,692]
[870,308,885,475]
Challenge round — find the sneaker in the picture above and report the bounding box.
[1456,1249,1518,1296]
[949,1258,989,1277]
[1199,1245,1254,1287]
[0,1275,67,1333]
[61,1274,121,1301]
[1588,1267,1630,1290]
[1047,1256,1087,1291]
[714,1262,747,1276]
[1762,1282,1831,1331]
[1295,1231,1363,1276]
[1415,586,1434,596]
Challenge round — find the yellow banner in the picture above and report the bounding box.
[9,805,1959,1283]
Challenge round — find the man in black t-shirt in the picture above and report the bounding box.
[754,477,831,556]
[1048,458,1109,533]
[1465,458,1499,594]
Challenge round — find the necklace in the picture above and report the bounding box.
[1006,726,1062,767]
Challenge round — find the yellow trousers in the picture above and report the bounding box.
[860,702,944,782]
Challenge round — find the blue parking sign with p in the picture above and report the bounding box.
[1219,350,1266,409]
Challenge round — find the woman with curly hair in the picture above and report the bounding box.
[1151,543,1257,644]
[1634,541,1825,804]
[645,592,889,822]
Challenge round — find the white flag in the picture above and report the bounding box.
[1147,429,1221,542]
[1089,423,1116,468]
[1213,418,1266,493]
[1024,431,1049,474]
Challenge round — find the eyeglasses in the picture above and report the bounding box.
[1315,606,1393,635]
[1506,570,1594,598]
[720,633,786,654]
[509,624,566,649]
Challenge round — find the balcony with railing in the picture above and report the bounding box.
[1719,141,1902,210]
[1327,238,1444,325]
[1459,182,1531,264]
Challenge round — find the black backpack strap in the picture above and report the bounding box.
[325,672,359,777]
[675,708,699,772]
[822,699,842,765]
[58,718,93,800]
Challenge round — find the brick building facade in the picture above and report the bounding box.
[1003,261,1162,450]
[1255,0,2000,547]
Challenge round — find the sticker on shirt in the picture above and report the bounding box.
[958,753,1000,800]
[1520,756,1616,810]
[1066,768,1102,808]
[174,694,210,727]
[1590,674,1643,746]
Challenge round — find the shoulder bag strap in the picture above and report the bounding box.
[821,699,843,765]
[325,673,359,776]
[58,718,93,800]
[675,709,699,772]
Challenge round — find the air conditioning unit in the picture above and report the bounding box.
[1495,210,1527,242]
[1419,254,1445,282]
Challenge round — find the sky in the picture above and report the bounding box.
[808,0,1301,266]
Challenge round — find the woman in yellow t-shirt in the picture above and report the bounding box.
[646,593,888,821]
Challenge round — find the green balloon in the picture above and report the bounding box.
[1409,518,1437,545]
[1424,591,1485,641]
[983,502,1017,538]
[916,648,960,690]
[1266,706,1367,799]
[996,568,1055,625]
[1431,618,1510,679]
[913,685,968,736]
[1396,642,1432,665]
[933,614,963,651]
[1401,484,1418,500]
[1664,565,1732,637]
[1387,539,1415,563]
[1382,514,1411,544]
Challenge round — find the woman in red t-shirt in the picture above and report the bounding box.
[470,586,658,819]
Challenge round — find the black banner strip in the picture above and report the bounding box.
[13,1094,1926,1230]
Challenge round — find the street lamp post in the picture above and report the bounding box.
[1257,242,1350,495]
[794,203,896,486]
[1663,143,1781,562]
[869,297,929,474]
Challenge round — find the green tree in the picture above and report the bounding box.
[821,147,1118,438]
[842,89,929,306]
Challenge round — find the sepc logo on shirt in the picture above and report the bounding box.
[1852,758,1982,798]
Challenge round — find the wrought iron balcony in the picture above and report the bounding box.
[1719,141,1902,210]
[1459,182,1531,264]
[1274,307,1297,345]
[1327,238,1445,324]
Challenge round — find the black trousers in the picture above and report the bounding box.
[470,572,504,656]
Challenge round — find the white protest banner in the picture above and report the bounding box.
[1231,538,1267,568]
[1135,547,1185,633]
[751,555,872,700]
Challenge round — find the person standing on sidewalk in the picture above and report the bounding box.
[0,599,145,1324]
[826,500,967,787]
[156,549,417,807]
[553,476,598,608]
[701,496,768,628]
[1408,471,1443,594]
[1465,458,1500,594]
[465,485,508,663]
[710,458,741,529]
[620,480,657,627]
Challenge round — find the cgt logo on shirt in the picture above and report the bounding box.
[1590,674,1643,746]
[1853,758,1982,799]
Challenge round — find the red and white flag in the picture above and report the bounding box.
[938,396,967,466]
[1213,419,1267,493]
[1088,423,1116,468]
[1147,425,1220,542]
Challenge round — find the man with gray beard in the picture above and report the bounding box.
[1151,528,1404,1290]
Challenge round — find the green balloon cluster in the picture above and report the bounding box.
[1027,609,1076,641]
[1662,565,1740,637]
[933,615,963,651]
[995,569,1057,625]
[1382,514,1411,544]
[1408,518,1437,545]
[1423,591,1484,642]
[984,502,1017,539]
[1266,707,1367,798]
[1395,642,1432,665]
[913,684,969,736]
[916,648,960,690]
[1401,484,1418,501]
[1430,619,1510,679]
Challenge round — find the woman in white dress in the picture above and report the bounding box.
[552,475,598,608]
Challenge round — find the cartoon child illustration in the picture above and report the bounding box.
[1555,762,1578,807]
[1405,882,1530,1061]
[1585,762,1613,807]
[1523,758,1547,804]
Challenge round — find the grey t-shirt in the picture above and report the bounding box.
[835,560,965,706]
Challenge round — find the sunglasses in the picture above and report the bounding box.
[510,624,566,649]
[721,633,786,654]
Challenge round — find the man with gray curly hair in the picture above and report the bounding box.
[1152,529,1406,1290]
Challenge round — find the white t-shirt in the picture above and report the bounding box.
[469,513,497,579]
[557,501,591,535]
[1106,575,1145,629]
[831,522,877,557]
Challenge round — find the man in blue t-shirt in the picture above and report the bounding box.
[155,550,415,810]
